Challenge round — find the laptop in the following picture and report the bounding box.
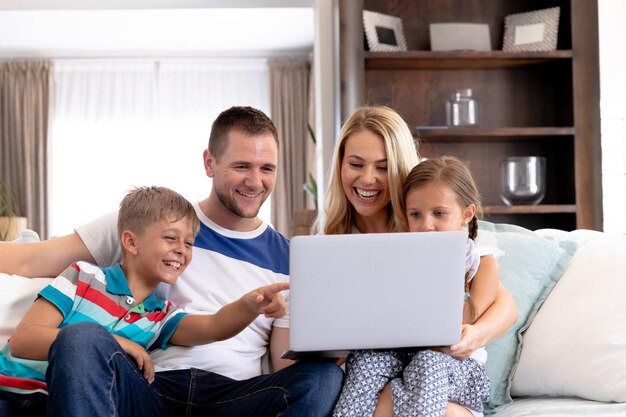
[282,231,466,360]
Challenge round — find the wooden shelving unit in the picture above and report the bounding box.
[339,0,602,231]
[415,127,575,141]
[365,50,574,70]
[483,204,577,215]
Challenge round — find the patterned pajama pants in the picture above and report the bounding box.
[333,350,490,417]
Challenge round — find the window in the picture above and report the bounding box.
[49,59,271,237]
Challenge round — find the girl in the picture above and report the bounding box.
[316,105,515,372]
[333,155,500,417]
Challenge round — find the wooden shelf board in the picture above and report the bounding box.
[415,127,575,141]
[365,50,573,70]
[483,204,577,214]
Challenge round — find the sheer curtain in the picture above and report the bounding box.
[269,58,311,237]
[50,58,270,237]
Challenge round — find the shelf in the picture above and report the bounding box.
[343,0,603,229]
[415,127,575,142]
[365,50,574,70]
[483,205,577,215]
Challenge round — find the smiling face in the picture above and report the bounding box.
[405,181,475,233]
[340,130,390,228]
[203,129,278,230]
[129,216,196,286]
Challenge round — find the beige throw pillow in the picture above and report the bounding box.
[511,238,626,401]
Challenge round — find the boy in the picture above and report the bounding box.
[0,186,288,416]
[0,106,343,417]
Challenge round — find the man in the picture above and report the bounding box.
[0,106,343,416]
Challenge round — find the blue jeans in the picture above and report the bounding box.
[46,322,343,417]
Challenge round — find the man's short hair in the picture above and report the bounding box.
[117,186,200,238]
[208,106,279,159]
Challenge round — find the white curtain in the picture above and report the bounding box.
[50,58,270,237]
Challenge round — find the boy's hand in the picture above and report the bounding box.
[242,282,289,318]
[114,336,155,384]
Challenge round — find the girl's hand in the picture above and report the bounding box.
[114,336,155,383]
[242,282,290,318]
[435,324,480,360]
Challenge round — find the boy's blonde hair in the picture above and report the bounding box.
[315,105,420,235]
[117,186,200,241]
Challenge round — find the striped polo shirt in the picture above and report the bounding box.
[0,261,187,395]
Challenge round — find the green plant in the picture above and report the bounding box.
[0,179,20,217]
[303,172,318,208]
[303,123,318,209]
[0,179,22,241]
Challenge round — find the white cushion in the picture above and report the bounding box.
[0,230,50,343]
[13,229,41,243]
[511,238,626,401]
[0,273,52,343]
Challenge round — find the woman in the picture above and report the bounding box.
[315,105,517,417]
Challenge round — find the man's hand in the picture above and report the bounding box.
[242,282,289,318]
[114,336,155,383]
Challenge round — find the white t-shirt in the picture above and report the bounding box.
[75,202,290,380]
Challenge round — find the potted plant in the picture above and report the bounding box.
[303,123,318,209]
[292,123,318,236]
[0,179,27,241]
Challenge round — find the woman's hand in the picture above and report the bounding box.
[436,283,518,360]
[434,324,480,360]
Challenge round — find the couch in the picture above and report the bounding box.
[1,223,626,416]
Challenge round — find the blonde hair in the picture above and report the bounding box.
[315,106,420,234]
[118,186,200,241]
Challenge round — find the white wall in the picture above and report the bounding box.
[599,0,626,233]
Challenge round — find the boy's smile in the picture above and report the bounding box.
[126,217,196,288]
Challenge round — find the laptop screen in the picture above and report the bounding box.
[287,231,466,355]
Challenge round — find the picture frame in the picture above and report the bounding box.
[363,10,407,52]
[429,23,492,51]
[502,7,560,52]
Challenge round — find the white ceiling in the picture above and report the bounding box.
[0,1,315,58]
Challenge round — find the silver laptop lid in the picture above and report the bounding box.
[288,231,466,353]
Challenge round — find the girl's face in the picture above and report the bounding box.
[340,130,390,222]
[405,181,475,233]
